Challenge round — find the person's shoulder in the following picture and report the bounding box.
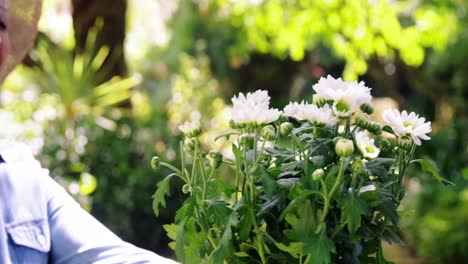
[0,140,49,193]
[0,140,50,220]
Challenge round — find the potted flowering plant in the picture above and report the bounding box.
[152,76,447,264]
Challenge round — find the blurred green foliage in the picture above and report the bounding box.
[401,171,468,263]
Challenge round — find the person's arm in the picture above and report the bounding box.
[44,174,178,264]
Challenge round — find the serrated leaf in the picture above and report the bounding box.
[212,214,237,263]
[339,192,369,234]
[365,158,394,178]
[412,159,455,186]
[206,200,232,226]
[152,173,176,216]
[303,227,335,264]
[275,242,304,259]
[163,224,179,241]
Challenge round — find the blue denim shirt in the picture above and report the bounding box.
[0,141,178,264]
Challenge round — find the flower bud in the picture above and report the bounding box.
[279,122,294,136]
[368,122,382,135]
[208,150,223,168]
[182,184,191,194]
[229,120,238,129]
[239,134,254,149]
[151,156,160,170]
[313,95,327,107]
[261,125,276,140]
[355,114,371,129]
[184,138,197,153]
[312,168,325,181]
[351,159,366,175]
[397,135,413,150]
[360,103,374,115]
[335,138,354,157]
[379,138,392,151]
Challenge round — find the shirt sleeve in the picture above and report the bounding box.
[44,175,178,264]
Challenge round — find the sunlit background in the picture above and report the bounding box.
[1,0,467,262]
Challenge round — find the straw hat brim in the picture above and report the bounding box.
[0,0,42,82]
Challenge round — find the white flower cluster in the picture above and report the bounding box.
[382,109,431,145]
[179,75,432,156]
[284,102,339,126]
[231,90,281,127]
[313,75,372,117]
[179,120,201,138]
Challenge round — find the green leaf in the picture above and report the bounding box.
[339,192,369,234]
[212,214,237,263]
[275,242,304,259]
[206,199,232,226]
[381,125,395,135]
[236,204,253,241]
[303,226,335,264]
[254,165,277,197]
[412,159,455,186]
[175,218,188,262]
[376,241,394,264]
[324,165,340,192]
[152,173,176,217]
[163,223,179,241]
[175,195,197,222]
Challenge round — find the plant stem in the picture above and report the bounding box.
[160,162,185,180]
[250,208,267,264]
[320,158,347,223]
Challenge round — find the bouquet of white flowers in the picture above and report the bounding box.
[152,75,447,264]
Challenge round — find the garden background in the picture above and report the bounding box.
[2,0,467,263]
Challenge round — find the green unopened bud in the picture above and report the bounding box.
[312,168,325,181]
[151,156,160,170]
[184,138,197,153]
[229,120,238,129]
[360,103,374,115]
[351,159,366,175]
[368,122,382,135]
[182,184,191,194]
[280,122,294,136]
[379,138,392,151]
[278,114,288,123]
[335,138,354,157]
[239,134,254,149]
[261,125,276,140]
[313,95,327,107]
[355,114,371,129]
[397,135,413,150]
[208,150,223,168]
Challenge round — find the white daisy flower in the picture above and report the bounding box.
[382,109,431,145]
[179,120,201,138]
[284,102,339,126]
[312,75,372,117]
[355,131,380,159]
[231,90,281,127]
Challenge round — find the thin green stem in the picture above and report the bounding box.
[160,162,184,178]
[320,158,347,223]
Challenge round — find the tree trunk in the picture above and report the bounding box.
[72,0,127,80]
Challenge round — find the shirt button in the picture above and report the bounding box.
[37,234,46,246]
